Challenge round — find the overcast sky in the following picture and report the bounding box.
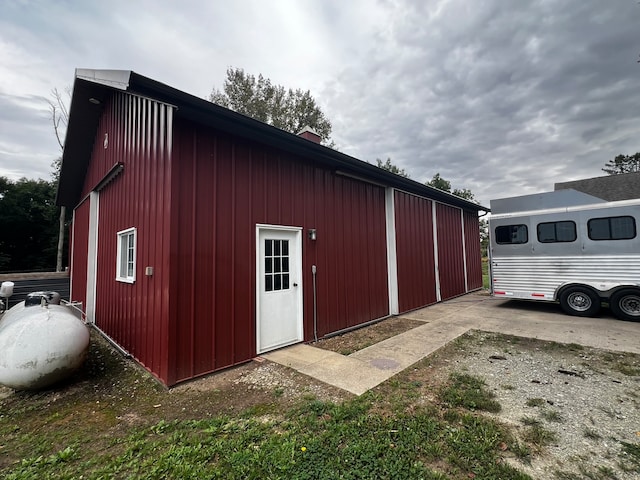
[1,0,638,207]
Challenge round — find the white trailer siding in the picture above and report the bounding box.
[492,255,640,300]
[489,196,640,320]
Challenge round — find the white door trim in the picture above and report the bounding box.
[86,191,99,323]
[385,187,399,315]
[432,201,442,302]
[255,224,304,354]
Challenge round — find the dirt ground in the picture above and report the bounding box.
[313,316,424,355]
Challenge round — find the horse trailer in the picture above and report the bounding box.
[489,190,640,321]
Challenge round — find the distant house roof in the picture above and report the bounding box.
[57,69,487,213]
[554,172,640,201]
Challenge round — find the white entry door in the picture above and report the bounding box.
[256,226,303,354]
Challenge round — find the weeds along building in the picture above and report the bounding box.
[57,69,487,386]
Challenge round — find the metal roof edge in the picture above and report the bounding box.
[75,69,132,90]
[126,72,488,212]
[58,69,488,212]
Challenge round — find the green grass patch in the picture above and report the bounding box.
[525,397,546,407]
[614,362,640,376]
[482,257,490,289]
[619,441,640,474]
[438,373,501,413]
[582,427,601,440]
[539,409,563,423]
[521,423,558,449]
[3,396,532,480]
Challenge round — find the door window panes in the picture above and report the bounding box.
[265,239,290,292]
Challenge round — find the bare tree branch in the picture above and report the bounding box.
[47,87,71,272]
[48,87,70,152]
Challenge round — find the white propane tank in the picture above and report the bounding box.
[0,301,90,390]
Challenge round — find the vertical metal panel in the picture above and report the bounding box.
[168,119,389,384]
[464,211,483,290]
[75,91,174,384]
[70,197,90,308]
[394,191,437,312]
[76,92,482,386]
[436,203,466,300]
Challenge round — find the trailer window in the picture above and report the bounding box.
[495,225,528,244]
[537,221,576,243]
[588,216,636,241]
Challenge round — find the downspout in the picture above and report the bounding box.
[312,265,318,343]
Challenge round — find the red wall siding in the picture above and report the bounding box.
[394,191,437,312]
[70,197,90,308]
[168,120,389,384]
[436,203,466,300]
[82,92,173,383]
[464,211,483,290]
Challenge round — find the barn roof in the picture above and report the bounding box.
[554,172,640,202]
[57,69,487,212]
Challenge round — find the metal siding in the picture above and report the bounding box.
[86,92,172,384]
[169,119,389,383]
[394,191,438,312]
[436,203,466,300]
[464,211,483,290]
[70,198,90,307]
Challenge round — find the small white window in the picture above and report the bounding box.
[116,227,137,283]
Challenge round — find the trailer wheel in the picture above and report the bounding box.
[610,289,640,322]
[559,287,600,317]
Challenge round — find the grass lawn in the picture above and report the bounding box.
[482,257,490,289]
[0,334,535,480]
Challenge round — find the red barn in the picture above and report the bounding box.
[57,69,487,386]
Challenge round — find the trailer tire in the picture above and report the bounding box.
[559,286,600,317]
[610,289,640,322]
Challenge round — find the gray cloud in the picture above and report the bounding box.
[323,0,640,205]
[1,0,639,206]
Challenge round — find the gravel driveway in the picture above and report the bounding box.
[402,293,640,479]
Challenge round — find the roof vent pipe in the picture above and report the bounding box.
[297,126,321,143]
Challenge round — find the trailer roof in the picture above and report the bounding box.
[490,189,604,214]
[489,196,640,220]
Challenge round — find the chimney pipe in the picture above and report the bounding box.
[297,126,321,144]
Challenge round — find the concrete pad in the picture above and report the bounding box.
[300,355,390,395]
[350,322,470,371]
[262,344,390,395]
[261,344,338,369]
[263,291,640,396]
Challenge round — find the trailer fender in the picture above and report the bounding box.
[553,282,627,302]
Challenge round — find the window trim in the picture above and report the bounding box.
[587,215,636,241]
[495,224,528,245]
[116,227,137,283]
[536,220,577,243]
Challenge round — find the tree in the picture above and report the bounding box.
[602,153,640,175]
[426,173,450,192]
[0,177,59,272]
[426,173,476,202]
[47,87,71,272]
[210,67,333,145]
[479,218,489,257]
[376,158,410,178]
